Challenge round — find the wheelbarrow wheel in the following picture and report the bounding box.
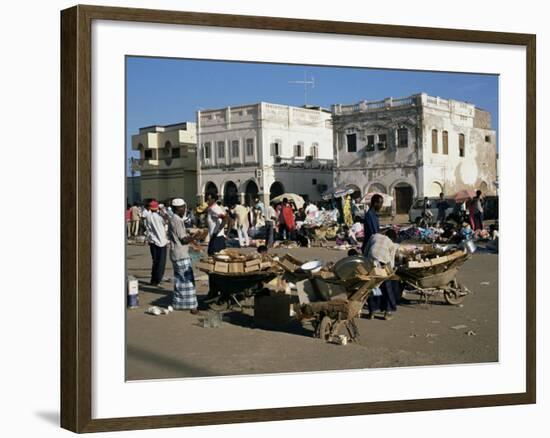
[444,280,466,305]
[318,316,333,341]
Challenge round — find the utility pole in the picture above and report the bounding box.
[289,71,315,106]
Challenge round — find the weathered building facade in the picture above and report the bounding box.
[197,102,334,206]
[332,93,497,213]
[131,122,197,203]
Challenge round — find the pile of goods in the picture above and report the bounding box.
[397,244,469,271]
[196,249,279,275]
[188,228,209,241]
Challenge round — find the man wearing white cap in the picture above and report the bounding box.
[168,198,199,314]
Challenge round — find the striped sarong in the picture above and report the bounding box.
[172,257,198,310]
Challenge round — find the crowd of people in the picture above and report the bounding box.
[418,190,487,231]
[127,187,492,322]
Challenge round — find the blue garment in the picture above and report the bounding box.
[361,208,379,254]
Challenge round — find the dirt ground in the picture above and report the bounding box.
[126,244,498,380]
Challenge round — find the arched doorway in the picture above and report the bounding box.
[223,181,239,206]
[244,180,259,206]
[427,181,444,197]
[346,184,362,201]
[204,181,218,200]
[393,182,414,214]
[366,182,386,194]
[269,181,285,199]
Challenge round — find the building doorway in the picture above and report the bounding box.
[394,183,414,214]
[204,182,218,200]
[269,181,285,199]
[244,180,259,206]
[347,184,362,201]
[223,181,239,206]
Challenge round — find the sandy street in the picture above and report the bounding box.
[126,245,498,380]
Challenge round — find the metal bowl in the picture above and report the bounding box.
[301,260,323,273]
[332,256,370,280]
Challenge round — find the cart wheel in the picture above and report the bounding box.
[444,280,465,305]
[318,316,333,341]
[208,297,229,312]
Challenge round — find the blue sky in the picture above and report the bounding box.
[126,57,498,174]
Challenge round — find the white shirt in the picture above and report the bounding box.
[351,222,363,234]
[145,211,168,247]
[207,204,226,238]
[305,204,319,218]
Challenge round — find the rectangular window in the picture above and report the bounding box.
[217,141,225,159]
[346,133,357,152]
[312,178,317,185]
[485,135,491,142]
[459,133,465,157]
[432,129,438,153]
[271,142,280,156]
[294,143,304,157]
[144,149,153,159]
[246,138,254,156]
[442,131,448,155]
[366,135,375,152]
[203,142,211,159]
[398,128,408,148]
[231,140,239,158]
[377,133,387,150]
[310,143,319,158]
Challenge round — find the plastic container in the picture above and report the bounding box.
[127,275,139,309]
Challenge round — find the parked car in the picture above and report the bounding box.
[408,197,457,225]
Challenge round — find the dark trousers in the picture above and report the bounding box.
[208,235,226,256]
[367,280,399,313]
[149,243,167,285]
[473,212,484,230]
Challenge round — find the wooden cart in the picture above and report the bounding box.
[397,249,471,305]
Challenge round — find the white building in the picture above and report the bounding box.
[332,93,497,214]
[197,102,334,206]
[131,122,197,203]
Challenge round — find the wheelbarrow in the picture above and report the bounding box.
[397,251,471,305]
[296,271,389,343]
[204,271,279,311]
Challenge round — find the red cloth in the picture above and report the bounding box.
[281,205,296,231]
[468,202,476,229]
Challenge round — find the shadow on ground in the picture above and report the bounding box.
[221,311,314,338]
[126,344,220,379]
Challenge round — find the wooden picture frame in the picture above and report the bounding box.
[60,4,536,433]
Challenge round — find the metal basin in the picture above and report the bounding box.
[332,256,370,280]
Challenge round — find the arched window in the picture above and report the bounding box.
[459,133,465,157]
[432,129,438,153]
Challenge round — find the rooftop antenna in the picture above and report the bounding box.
[289,71,315,106]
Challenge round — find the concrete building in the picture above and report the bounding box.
[131,122,197,203]
[332,93,497,213]
[197,102,334,207]
[126,175,141,205]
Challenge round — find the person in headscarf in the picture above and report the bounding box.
[280,198,296,240]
